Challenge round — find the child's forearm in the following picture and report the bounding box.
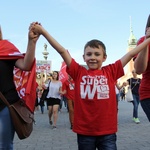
[42,28,66,54]
[40,27,72,67]
[131,38,150,56]
[121,38,150,67]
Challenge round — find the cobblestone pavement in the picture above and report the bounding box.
[14,100,150,150]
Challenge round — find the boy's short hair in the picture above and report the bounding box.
[84,39,107,56]
[0,26,3,40]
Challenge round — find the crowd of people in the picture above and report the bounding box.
[0,14,150,150]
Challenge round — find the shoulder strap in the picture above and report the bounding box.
[0,92,10,106]
[131,78,139,90]
[47,80,51,88]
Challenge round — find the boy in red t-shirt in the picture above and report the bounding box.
[31,22,150,150]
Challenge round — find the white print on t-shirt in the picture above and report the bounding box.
[69,83,75,90]
[80,75,109,99]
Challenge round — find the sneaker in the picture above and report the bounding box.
[49,120,53,125]
[52,126,57,130]
[133,118,140,124]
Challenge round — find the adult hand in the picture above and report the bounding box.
[29,22,41,43]
[30,22,43,35]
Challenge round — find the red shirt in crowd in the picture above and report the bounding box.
[136,36,150,100]
[62,79,75,100]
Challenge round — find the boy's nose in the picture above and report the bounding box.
[90,54,95,59]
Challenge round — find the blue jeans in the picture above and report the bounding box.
[132,94,140,118]
[0,107,15,150]
[140,98,150,122]
[40,105,44,114]
[77,133,117,150]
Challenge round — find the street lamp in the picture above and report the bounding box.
[42,43,49,60]
[42,43,49,82]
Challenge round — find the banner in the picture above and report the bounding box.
[59,61,68,83]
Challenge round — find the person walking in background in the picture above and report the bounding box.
[134,15,150,122]
[115,81,121,102]
[115,81,126,102]
[126,70,141,124]
[34,87,40,114]
[41,77,51,110]
[61,95,68,110]
[38,89,45,114]
[31,22,150,150]
[120,86,126,101]
[0,25,39,149]
[44,71,62,129]
[61,75,75,129]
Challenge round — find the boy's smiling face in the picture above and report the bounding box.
[83,46,107,70]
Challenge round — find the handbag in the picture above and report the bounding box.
[0,92,34,140]
[126,87,133,102]
[41,80,51,100]
[126,78,139,102]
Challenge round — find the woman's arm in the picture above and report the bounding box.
[134,46,149,74]
[31,23,72,68]
[15,24,40,70]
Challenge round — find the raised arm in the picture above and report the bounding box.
[120,38,150,68]
[15,24,40,70]
[134,27,150,74]
[31,23,72,68]
[121,27,150,68]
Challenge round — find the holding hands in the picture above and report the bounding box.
[30,22,44,36]
[29,22,41,43]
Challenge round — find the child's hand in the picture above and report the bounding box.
[30,22,43,35]
[28,22,40,43]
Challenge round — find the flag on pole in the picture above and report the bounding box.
[59,61,68,83]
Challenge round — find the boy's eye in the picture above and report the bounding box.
[95,53,100,56]
[86,53,92,56]
[86,53,100,56]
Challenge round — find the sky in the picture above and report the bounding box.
[0,0,149,71]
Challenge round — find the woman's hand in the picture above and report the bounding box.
[29,22,41,43]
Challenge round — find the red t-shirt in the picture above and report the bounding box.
[62,80,75,100]
[136,36,150,100]
[67,59,124,136]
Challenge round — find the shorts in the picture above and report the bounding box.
[46,97,61,106]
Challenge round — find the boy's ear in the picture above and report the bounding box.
[102,55,107,62]
[83,54,86,62]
